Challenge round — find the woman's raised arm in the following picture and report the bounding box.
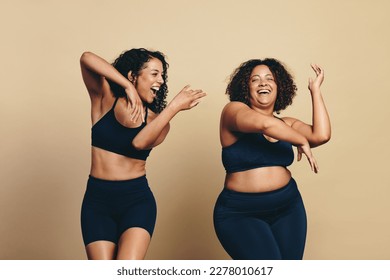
[284,64,331,147]
[80,51,143,122]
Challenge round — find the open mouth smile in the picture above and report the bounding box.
[151,86,160,96]
[257,89,271,94]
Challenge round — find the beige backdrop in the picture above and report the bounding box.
[1,0,389,260]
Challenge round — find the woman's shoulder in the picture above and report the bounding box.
[224,101,248,109]
[222,101,249,114]
[220,102,251,131]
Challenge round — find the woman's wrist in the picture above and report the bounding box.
[309,88,322,96]
[295,134,309,147]
[167,100,182,114]
[123,80,135,91]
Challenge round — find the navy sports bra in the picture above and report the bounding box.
[222,133,294,173]
[91,98,152,160]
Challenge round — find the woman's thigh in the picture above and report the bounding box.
[214,216,282,260]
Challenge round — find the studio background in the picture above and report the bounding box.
[1,0,389,259]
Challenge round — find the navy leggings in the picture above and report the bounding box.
[81,175,157,246]
[213,178,307,260]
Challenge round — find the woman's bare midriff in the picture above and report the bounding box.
[90,147,146,180]
[225,166,292,193]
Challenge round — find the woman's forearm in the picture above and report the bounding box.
[262,117,309,147]
[234,106,309,147]
[133,86,206,150]
[80,51,132,90]
[309,89,331,146]
[132,103,178,150]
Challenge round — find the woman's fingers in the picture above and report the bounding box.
[308,156,319,173]
[298,144,319,173]
[171,85,207,111]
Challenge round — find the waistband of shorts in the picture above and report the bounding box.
[222,177,297,198]
[89,174,146,183]
[87,174,148,190]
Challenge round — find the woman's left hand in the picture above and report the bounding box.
[170,85,207,112]
[308,64,324,93]
[297,143,319,173]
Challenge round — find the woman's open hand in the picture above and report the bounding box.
[297,143,319,173]
[170,85,207,112]
[308,64,324,93]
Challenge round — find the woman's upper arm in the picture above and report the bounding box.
[139,110,171,149]
[151,123,170,148]
[80,52,105,97]
[223,102,269,133]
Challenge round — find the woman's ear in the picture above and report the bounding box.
[127,71,136,83]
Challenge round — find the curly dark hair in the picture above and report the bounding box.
[226,58,297,113]
[107,48,169,113]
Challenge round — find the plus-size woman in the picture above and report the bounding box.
[213,58,330,260]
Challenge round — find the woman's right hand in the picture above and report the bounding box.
[125,84,144,123]
[297,143,319,173]
[170,85,207,112]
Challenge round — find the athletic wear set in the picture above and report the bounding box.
[81,98,156,246]
[214,132,307,260]
[81,99,307,259]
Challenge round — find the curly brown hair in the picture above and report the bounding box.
[107,48,169,113]
[226,58,297,113]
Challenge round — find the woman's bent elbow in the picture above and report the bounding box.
[313,134,331,147]
[321,132,331,144]
[80,51,92,64]
[132,141,151,151]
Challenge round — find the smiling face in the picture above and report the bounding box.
[248,64,277,112]
[132,57,165,104]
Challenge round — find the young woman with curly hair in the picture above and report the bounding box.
[213,58,331,260]
[80,49,206,260]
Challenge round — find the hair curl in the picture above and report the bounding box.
[226,58,297,113]
[107,48,169,113]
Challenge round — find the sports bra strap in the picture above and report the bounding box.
[144,106,149,124]
[112,97,119,109]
